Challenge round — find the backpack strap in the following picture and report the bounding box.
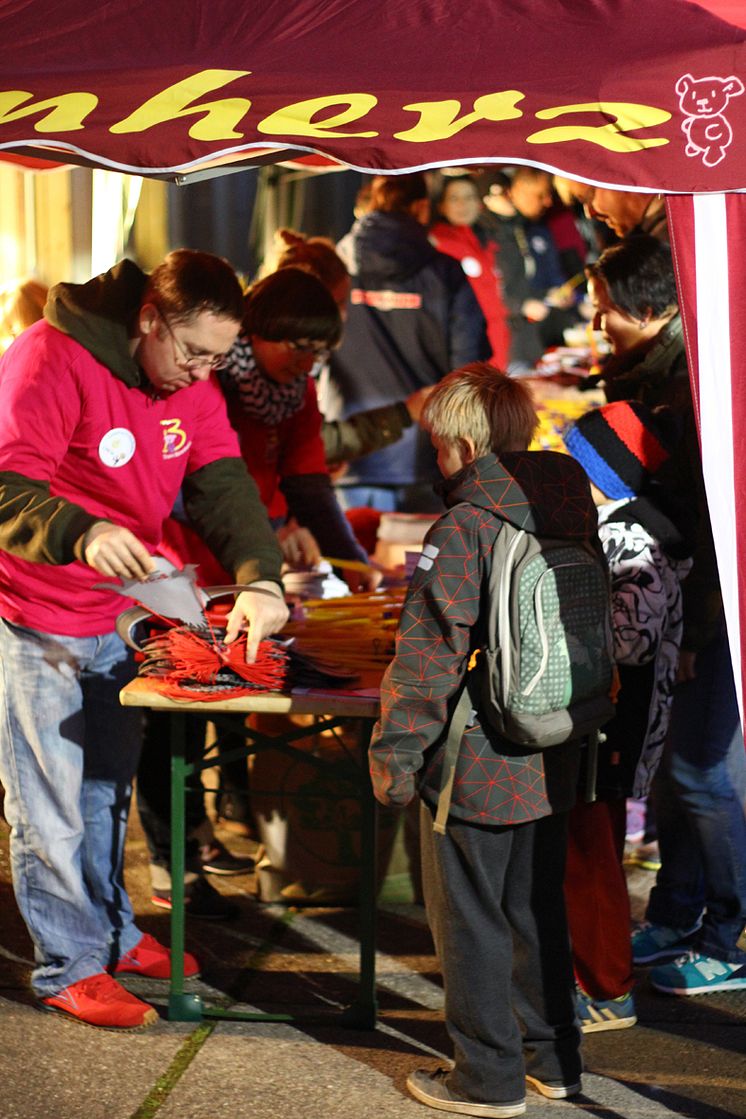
[433,684,473,835]
[432,509,504,835]
[584,728,601,803]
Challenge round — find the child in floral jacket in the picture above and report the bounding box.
[562,400,692,1033]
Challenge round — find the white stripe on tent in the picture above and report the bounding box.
[693,192,743,726]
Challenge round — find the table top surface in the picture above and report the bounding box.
[120,675,381,719]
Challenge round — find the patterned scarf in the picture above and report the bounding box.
[220,333,307,426]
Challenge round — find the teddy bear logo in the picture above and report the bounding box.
[676,73,745,168]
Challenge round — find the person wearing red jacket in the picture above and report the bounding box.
[429,174,511,370]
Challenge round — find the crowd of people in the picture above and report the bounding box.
[0,167,743,1117]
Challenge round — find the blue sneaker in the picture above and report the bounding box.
[576,989,637,1033]
[651,951,746,996]
[631,920,701,965]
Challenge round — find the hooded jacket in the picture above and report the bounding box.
[320,210,488,488]
[601,313,720,651]
[0,260,282,636]
[369,450,598,827]
[596,496,693,799]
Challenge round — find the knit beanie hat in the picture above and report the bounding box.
[563,400,673,499]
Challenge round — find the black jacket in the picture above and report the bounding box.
[321,210,488,487]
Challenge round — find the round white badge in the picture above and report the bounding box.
[98,427,136,468]
[461,256,483,278]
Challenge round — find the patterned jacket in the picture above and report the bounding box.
[596,497,692,799]
[369,450,600,827]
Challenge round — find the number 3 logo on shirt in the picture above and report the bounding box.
[160,418,190,459]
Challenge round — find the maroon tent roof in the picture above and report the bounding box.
[1,0,745,189]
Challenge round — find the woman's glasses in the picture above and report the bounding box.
[283,339,330,361]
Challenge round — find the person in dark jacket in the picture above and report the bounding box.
[588,236,746,997]
[273,226,434,469]
[319,173,488,514]
[370,364,586,1116]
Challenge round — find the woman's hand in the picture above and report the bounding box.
[341,562,384,593]
[276,518,321,568]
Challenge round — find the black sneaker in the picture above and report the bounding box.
[151,877,240,920]
[199,839,254,877]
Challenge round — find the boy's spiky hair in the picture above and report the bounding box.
[422,363,538,457]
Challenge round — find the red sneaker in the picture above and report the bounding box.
[40,973,158,1029]
[114,933,201,980]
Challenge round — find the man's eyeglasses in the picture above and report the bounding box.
[157,309,226,371]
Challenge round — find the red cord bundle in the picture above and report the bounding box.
[138,624,288,701]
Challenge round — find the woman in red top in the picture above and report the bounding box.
[429,175,511,369]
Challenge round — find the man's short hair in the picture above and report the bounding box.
[369,173,428,214]
[144,249,244,324]
[587,236,678,320]
[422,363,538,457]
[243,267,342,347]
[510,165,551,189]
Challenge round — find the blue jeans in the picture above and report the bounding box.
[647,622,746,963]
[0,618,143,996]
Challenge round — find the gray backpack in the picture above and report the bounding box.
[434,519,616,833]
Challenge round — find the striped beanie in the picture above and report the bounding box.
[563,401,672,499]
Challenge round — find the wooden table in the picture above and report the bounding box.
[120,677,381,1027]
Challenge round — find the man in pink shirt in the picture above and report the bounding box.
[0,250,287,1030]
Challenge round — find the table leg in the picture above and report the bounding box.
[168,711,202,1021]
[340,717,378,1029]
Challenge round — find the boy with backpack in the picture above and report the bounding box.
[369,363,614,1117]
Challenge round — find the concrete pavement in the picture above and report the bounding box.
[1,808,744,1119]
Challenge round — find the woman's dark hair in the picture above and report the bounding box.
[243,267,342,347]
[369,172,428,213]
[275,229,349,295]
[144,249,244,323]
[587,235,678,319]
[435,173,481,212]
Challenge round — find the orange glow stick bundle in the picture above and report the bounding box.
[138,625,289,702]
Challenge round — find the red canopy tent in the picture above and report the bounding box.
[1,0,745,719]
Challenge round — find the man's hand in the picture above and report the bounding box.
[224,581,289,663]
[276,518,321,568]
[405,385,435,424]
[544,285,574,310]
[522,298,549,322]
[81,521,156,581]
